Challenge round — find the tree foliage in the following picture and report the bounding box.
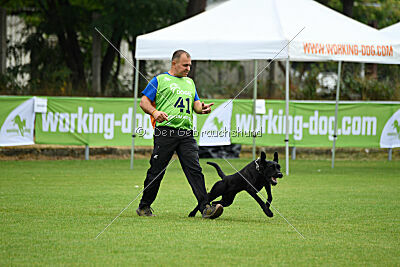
[2,0,187,95]
[315,0,400,28]
[1,0,399,99]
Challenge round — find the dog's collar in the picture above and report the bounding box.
[254,158,260,172]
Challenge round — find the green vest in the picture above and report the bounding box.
[155,73,197,130]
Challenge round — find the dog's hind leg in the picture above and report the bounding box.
[189,180,226,217]
[188,205,200,217]
[213,193,236,208]
[189,180,227,217]
[207,180,227,202]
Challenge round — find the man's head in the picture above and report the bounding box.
[170,50,191,77]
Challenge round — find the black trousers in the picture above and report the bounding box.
[139,126,209,212]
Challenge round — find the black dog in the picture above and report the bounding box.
[189,152,283,218]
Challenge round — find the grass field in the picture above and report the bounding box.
[1,157,399,266]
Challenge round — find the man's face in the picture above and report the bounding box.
[173,54,191,77]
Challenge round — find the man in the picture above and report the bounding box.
[136,50,223,219]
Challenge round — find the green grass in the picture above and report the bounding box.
[1,158,399,266]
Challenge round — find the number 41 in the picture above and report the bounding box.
[174,97,190,114]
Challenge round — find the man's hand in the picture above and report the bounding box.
[201,102,214,114]
[152,110,168,122]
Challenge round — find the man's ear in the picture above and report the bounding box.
[261,151,266,161]
[273,151,279,163]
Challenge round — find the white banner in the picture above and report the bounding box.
[198,100,233,146]
[380,109,400,148]
[0,98,35,146]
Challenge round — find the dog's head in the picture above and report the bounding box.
[256,151,283,186]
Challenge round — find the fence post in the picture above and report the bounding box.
[85,145,89,160]
[292,147,296,160]
[388,148,392,161]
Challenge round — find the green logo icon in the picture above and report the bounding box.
[393,120,400,139]
[12,115,27,137]
[213,117,223,131]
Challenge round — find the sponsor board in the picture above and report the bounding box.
[231,100,398,148]
[0,97,35,146]
[1,96,398,148]
[380,109,400,148]
[198,100,233,146]
[35,98,155,146]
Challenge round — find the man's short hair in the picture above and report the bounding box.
[172,50,191,62]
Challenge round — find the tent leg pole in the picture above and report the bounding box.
[285,59,290,176]
[360,63,365,80]
[85,145,89,160]
[292,146,296,160]
[252,60,258,160]
[388,148,392,161]
[332,61,342,169]
[131,60,140,170]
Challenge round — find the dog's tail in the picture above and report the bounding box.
[207,162,226,179]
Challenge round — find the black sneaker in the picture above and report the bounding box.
[202,204,223,219]
[136,206,156,217]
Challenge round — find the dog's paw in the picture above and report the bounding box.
[188,212,196,217]
[265,209,274,218]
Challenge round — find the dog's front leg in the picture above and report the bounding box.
[264,184,274,217]
[247,190,273,218]
[265,184,272,208]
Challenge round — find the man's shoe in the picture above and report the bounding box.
[202,204,223,219]
[136,206,156,217]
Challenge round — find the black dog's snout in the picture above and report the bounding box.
[276,172,283,178]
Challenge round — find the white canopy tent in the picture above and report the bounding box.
[132,0,400,173]
[381,22,400,35]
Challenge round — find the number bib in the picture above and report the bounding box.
[155,74,196,130]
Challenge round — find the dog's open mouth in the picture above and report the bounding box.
[271,177,278,185]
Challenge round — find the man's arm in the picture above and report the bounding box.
[140,95,168,122]
[193,100,214,114]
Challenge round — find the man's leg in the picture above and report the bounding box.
[176,136,222,218]
[138,135,176,210]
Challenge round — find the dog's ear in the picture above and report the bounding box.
[273,151,279,163]
[261,151,266,161]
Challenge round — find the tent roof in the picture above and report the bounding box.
[135,0,400,64]
[381,22,400,34]
[136,0,289,61]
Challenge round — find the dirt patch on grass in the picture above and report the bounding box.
[0,144,397,161]
[0,145,150,161]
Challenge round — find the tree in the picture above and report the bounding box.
[186,0,206,18]
[185,0,207,80]
[3,0,187,95]
[38,0,89,91]
[315,0,400,28]
[124,0,187,89]
[342,0,354,17]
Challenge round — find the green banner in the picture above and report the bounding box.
[0,96,390,148]
[34,97,231,146]
[231,100,400,148]
[35,97,152,146]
